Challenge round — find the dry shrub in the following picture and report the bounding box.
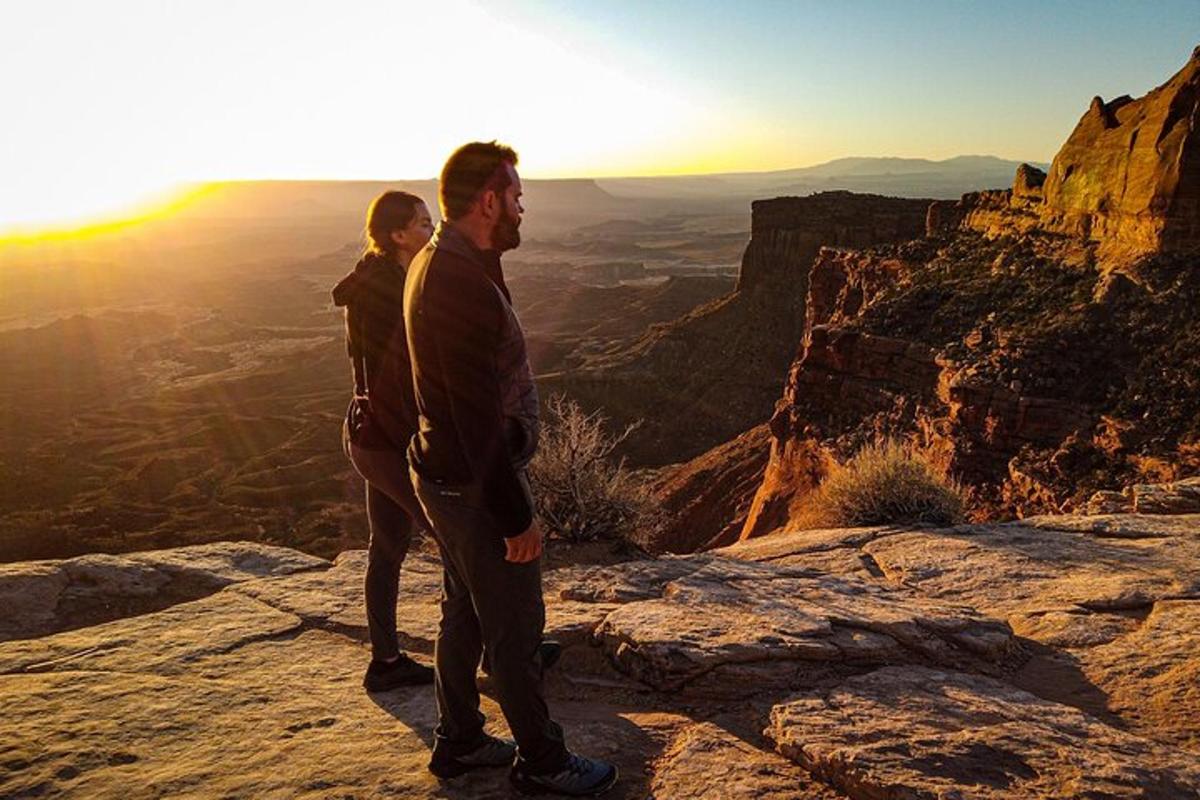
[804,438,966,528]
[528,394,658,544]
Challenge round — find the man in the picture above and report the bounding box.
[404,141,618,796]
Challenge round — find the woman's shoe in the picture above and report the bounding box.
[428,733,517,778]
[362,653,434,692]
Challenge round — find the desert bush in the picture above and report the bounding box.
[805,438,966,528]
[528,394,658,544]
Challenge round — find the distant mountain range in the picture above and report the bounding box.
[0,154,1041,269]
[153,154,1040,229]
[598,155,1045,201]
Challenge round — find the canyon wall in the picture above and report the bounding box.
[545,192,931,468]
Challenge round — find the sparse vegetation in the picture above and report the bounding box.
[528,394,659,545]
[803,438,967,528]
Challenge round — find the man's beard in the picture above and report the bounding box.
[492,207,521,252]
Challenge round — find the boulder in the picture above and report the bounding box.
[584,554,1015,693]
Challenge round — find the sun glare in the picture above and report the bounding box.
[0,0,774,240]
[0,183,212,243]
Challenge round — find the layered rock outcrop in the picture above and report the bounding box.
[1087,475,1200,515]
[735,49,1200,535]
[929,47,1200,266]
[4,511,1198,798]
[743,233,1200,534]
[542,192,931,467]
[771,666,1200,799]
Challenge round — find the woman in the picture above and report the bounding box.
[332,190,435,692]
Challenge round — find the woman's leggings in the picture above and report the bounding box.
[348,440,431,660]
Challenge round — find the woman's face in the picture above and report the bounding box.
[392,201,434,258]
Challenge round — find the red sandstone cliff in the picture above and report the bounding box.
[736,49,1200,540]
[929,47,1200,267]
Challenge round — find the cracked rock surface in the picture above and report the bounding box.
[0,542,326,641]
[2,514,1199,799]
[585,556,1015,692]
[768,666,1200,800]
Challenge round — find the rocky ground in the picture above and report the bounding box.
[3,511,1198,799]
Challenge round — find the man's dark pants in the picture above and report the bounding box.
[411,468,567,771]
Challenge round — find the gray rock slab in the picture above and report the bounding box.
[768,666,1200,800]
[558,556,716,603]
[1080,599,1200,751]
[0,542,327,642]
[0,628,696,799]
[651,721,845,799]
[858,524,1200,623]
[0,591,301,676]
[0,630,500,799]
[1017,512,1200,538]
[593,555,1015,692]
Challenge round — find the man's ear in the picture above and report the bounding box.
[479,188,498,219]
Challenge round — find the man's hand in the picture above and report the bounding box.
[505,519,543,563]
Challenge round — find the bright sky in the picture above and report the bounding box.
[2,0,1197,234]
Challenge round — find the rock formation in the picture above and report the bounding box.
[732,49,1200,536]
[3,510,1198,798]
[929,47,1200,266]
[1087,475,1200,515]
[542,192,931,467]
[743,236,1200,534]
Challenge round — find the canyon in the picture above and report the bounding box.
[654,46,1200,548]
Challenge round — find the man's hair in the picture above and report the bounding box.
[439,141,519,221]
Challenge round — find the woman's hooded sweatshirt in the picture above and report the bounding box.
[331,252,418,450]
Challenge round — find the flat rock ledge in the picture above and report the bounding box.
[2,513,1198,799]
[570,556,1016,693]
[769,666,1200,800]
[0,542,327,641]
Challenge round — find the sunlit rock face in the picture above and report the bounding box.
[1042,48,1200,261]
[733,49,1200,538]
[931,47,1200,266]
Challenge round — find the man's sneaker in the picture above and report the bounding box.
[428,733,517,778]
[510,752,618,796]
[362,653,434,692]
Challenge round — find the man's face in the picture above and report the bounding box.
[491,163,523,252]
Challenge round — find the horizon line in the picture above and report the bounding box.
[0,151,1048,243]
